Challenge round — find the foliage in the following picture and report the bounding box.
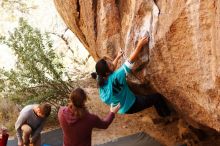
[0,18,73,109]
[0,97,19,134]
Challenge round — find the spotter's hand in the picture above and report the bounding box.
[110,103,121,114]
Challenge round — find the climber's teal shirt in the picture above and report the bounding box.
[99,61,136,114]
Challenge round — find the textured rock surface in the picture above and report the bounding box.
[54,0,220,132]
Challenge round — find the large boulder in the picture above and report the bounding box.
[54,0,220,132]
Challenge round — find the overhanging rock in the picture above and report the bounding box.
[54,0,220,132]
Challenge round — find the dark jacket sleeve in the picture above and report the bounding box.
[92,112,115,129]
[31,120,46,142]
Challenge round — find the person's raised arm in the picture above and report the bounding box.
[112,50,124,70]
[128,37,149,63]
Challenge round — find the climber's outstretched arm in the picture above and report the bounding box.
[128,37,149,63]
[112,50,123,70]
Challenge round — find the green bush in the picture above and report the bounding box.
[0,18,72,109]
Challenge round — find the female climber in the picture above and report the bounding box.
[91,36,171,116]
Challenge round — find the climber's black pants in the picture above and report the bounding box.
[126,93,171,117]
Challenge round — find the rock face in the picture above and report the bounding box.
[54,0,220,132]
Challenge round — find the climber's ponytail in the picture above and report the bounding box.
[91,72,97,79]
